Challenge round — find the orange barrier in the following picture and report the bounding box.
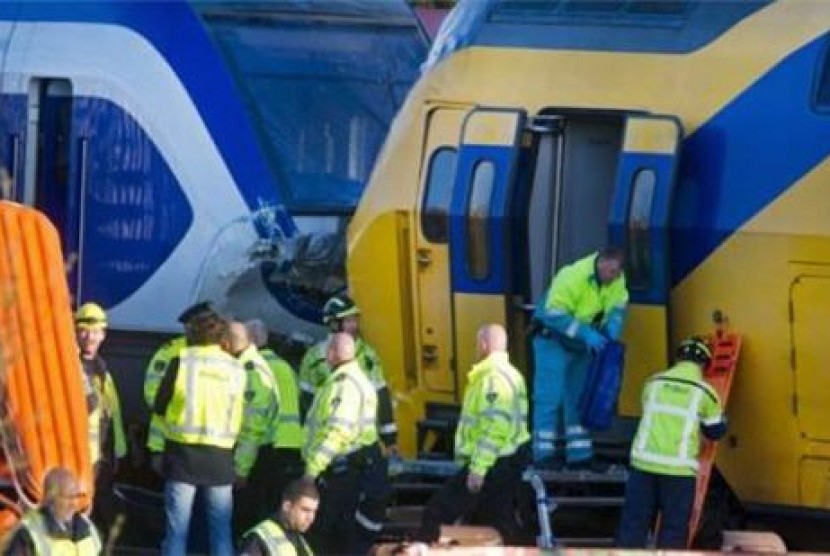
[0,201,92,531]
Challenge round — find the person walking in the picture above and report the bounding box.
[302,332,380,555]
[531,246,628,469]
[616,337,727,549]
[413,324,531,546]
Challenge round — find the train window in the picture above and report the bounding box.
[627,168,655,289]
[467,160,495,280]
[421,148,458,243]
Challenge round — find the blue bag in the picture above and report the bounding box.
[579,341,625,431]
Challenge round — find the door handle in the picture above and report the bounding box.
[417,248,432,268]
[422,344,439,364]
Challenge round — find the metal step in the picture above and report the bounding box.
[529,466,629,484]
[556,536,616,547]
[552,496,625,508]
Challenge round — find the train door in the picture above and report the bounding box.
[790,267,830,441]
[449,108,525,390]
[22,78,80,296]
[414,105,468,396]
[610,115,682,414]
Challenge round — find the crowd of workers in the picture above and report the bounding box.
[3,246,727,555]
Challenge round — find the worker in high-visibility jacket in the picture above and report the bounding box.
[153,315,245,556]
[228,321,280,536]
[238,478,319,556]
[145,301,217,455]
[299,294,396,545]
[4,467,102,555]
[74,302,126,541]
[616,337,727,549]
[245,320,305,511]
[413,324,531,546]
[302,332,380,556]
[531,247,628,469]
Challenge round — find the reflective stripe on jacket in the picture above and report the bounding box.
[631,361,725,476]
[13,511,102,556]
[163,345,245,449]
[88,367,127,465]
[299,338,396,444]
[242,518,313,556]
[262,349,305,449]
[144,336,186,452]
[455,351,530,475]
[303,360,378,478]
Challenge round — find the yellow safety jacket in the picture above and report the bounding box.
[299,337,396,444]
[261,348,304,449]
[235,345,279,477]
[303,360,378,478]
[87,365,127,465]
[455,351,531,475]
[631,361,724,477]
[537,252,629,342]
[163,345,245,449]
[145,336,185,453]
[242,518,313,556]
[11,510,102,556]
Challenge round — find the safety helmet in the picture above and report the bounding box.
[676,337,712,368]
[322,294,360,325]
[75,302,107,330]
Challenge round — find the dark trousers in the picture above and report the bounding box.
[616,468,696,549]
[416,443,530,545]
[234,446,304,537]
[91,460,122,543]
[306,461,363,555]
[354,445,391,554]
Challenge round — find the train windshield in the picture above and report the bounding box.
[192,1,427,212]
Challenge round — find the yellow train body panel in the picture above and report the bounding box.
[349,0,830,513]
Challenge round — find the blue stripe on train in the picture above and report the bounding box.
[672,31,830,283]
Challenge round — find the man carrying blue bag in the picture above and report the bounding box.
[531,246,629,470]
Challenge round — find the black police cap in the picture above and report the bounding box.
[177,301,215,324]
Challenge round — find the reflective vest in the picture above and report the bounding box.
[631,361,725,477]
[235,345,279,477]
[535,252,628,341]
[303,360,378,477]
[144,336,185,452]
[85,363,127,465]
[455,352,530,475]
[299,338,395,440]
[242,518,313,556]
[13,511,101,556]
[163,345,245,449]
[261,349,304,449]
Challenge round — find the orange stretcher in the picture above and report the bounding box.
[0,200,92,533]
[687,316,742,547]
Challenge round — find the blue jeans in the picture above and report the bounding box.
[162,481,233,556]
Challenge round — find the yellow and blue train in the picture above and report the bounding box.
[348,0,830,517]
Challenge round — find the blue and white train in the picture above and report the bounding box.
[0,0,426,345]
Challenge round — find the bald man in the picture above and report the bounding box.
[4,467,102,554]
[302,332,381,555]
[413,324,531,546]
